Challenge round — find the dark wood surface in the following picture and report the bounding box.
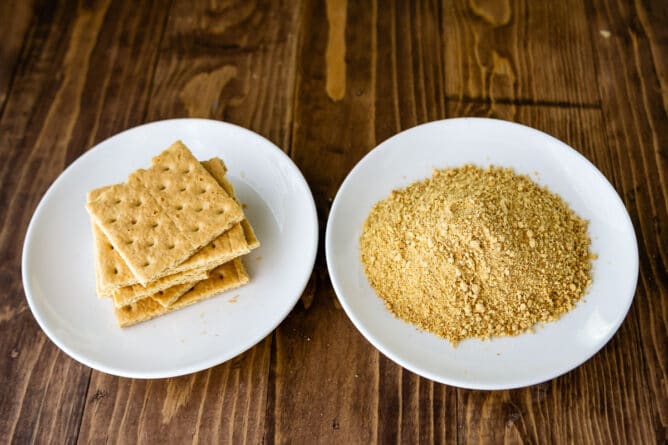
[0,0,665,443]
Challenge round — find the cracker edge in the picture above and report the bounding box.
[114,258,249,327]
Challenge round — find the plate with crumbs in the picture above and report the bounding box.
[22,118,318,378]
[326,118,638,389]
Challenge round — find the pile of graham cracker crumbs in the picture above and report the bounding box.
[359,165,593,345]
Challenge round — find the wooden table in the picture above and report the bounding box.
[1,0,665,443]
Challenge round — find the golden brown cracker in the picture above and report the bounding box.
[201,158,229,189]
[112,266,209,308]
[89,204,251,294]
[241,219,260,249]
[114,259,249,327]
[150,281,195,308]
[149,281,197,308]
[91,218,136,295]
[86,181,196,285]
[88,153,252,289]
[202,158,260,250]
[130,141,244,250]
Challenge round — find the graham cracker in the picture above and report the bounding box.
[95,272,108,298]
[130,140,244,251]
[89,187,138,296]
[201,158,260,250]
[87,187,106,203]
[146,281,196,309]
[90,217,137,296]
[86,181,194,285]
[202,157,228,180]
[86,142,244,285]
[91,217,111,298]
[89,172,258,295]
[114,258,249,327]
[151,280,197,308]
[112,266,209,308]
[241,219,259,249]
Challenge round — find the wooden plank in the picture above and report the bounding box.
[76,1,303,443]
[269,286,454,444]
[77,339,271,444]
[442,0,600,105]
[589,0,668,436]
[273,0,456,443]
[447,102,658,444]
[291,0,447,209]
[0,0,662,441]
[64,0,173,164]
[145,0,302,148]
[0,0,170,442]
[0,0,34,114]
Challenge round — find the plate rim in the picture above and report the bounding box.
[22,118,319,379]
[325,117,639,390]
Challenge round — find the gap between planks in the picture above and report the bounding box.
[72,1,176,442]
[446,95,601,110]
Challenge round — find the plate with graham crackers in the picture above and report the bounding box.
[22,119,318,378]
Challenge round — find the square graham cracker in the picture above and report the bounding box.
[86,142,244,285]
[86,181,193,285]
[114,258,249,327]
[89,159,258,295]
[129,141,244,251]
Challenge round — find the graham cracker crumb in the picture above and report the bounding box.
[359,165,593,345]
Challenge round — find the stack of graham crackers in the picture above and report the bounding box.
[85,141,259,327]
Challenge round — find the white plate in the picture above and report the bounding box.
[326,118,638,390]
[22,118,318,378]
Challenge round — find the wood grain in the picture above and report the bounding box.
[0,0,170,442]
[146,0,302,148]
[274,1,456,443]
[442,0,600,105]
[63,0,172,164]
[0,0,665,442]
[589,0,668,437]
[373,0,447,140]
[447,102,659,444]
[76,1,303,443]
[0,0,34,115]
[77,338,271,444]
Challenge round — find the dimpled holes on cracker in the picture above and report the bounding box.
[88,187,137,295]
[154,157,257,274]
[89,187,146,292]
[201,158,260,250]
[87,159,254,291]
[132,141,244,249]
[91,221,135,296]
[151,280,199,308]
[86,181,196,285]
